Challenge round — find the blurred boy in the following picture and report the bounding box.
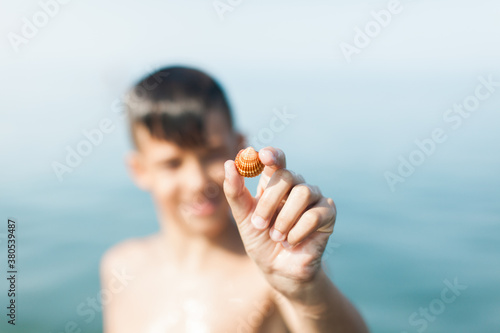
[100,66,368,332]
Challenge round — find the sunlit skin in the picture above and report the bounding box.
[100,111,368,332]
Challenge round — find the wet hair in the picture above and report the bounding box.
[125,65,234,149]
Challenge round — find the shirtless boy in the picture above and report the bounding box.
[100,66,369,332]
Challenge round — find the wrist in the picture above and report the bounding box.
[288,269,332,310]
[269,268,333,316]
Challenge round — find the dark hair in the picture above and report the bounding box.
[125,65,234,149]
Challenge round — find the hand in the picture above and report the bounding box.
[223,146,337,299]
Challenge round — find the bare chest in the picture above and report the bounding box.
[112,266,287,333]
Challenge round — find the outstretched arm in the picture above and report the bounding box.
[270,269,369,332]
[223,146,368,333]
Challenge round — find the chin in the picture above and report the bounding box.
[188,213,230,238]
[178,196,232,237]
[177,194,228,231]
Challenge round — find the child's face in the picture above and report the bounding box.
[128,111,244,237]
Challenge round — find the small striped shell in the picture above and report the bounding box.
[235,147,265,178]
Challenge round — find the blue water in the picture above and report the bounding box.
[2,68,499,332]
[1,1,500,332]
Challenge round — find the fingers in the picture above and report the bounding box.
[285,197,336,247]
[259,146,286,176]
[256,147,286,198]
[268,184,322,242]
[223,160,255,223]
[251,168,304,229]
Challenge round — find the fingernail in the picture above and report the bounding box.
[281,240,292,249]
[270,228,285,242]
[261,149,276,164]
[224,161,232,179]
[251,215,267,229]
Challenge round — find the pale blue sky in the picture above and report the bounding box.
[1,0,499,184]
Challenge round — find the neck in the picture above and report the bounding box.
[157,213,247,273]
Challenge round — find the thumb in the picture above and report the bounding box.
[223,160,255,224]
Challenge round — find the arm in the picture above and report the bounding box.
[99,240,139,333]
[223,146,369,333]
[100,248,121,333]
[272,269,368,332]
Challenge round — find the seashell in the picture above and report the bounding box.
[234,147,265,178]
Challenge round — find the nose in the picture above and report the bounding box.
[184,156,212,195]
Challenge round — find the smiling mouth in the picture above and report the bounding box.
[187,198,220,217]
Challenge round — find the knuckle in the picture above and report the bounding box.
[264,146,286,166]
[274,220,286,233]
[330,207,337,224]
[296,173,306,184]
[256,200,272,217]
[312,185,322,196]
[275,148,286,164]
[293,184,312,202]
[275,211,292,232]
[326,197,337,215]
[274,168,294,185]
[255,194,273,216]
[304,210,321,227]
[286,232,299,245]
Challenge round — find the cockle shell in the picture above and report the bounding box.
[235,147,265,178]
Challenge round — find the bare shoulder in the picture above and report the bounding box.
[99,235,160,332]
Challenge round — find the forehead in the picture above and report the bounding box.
[135,111,233,156]
[203,111,232,146]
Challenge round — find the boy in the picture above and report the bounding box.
[100,66,368,332]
